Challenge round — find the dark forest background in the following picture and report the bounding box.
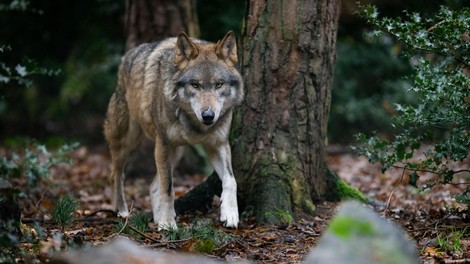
[0,0,467,145]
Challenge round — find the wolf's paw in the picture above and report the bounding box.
[220,205,239,228]
[117,210,130,218]
[112,198,129,218]
[114,203,129,218]
[155,218,177,231]
[220,188,239,228]
[152,200,177,231]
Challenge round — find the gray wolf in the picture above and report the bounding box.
[103,31,243,230]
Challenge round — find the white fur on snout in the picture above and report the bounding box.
[191,97,222,125]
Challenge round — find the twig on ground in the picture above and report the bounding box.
[127,224,159,243]
[440,259,470,264]
[109,201,134,241]
[384,166,407,213]
[143,237,193,247]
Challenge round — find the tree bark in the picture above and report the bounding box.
[175,172,222,214]
[231,0,341,224]
[124,0,199,50]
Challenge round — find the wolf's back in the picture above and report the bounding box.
[117,39,177,93]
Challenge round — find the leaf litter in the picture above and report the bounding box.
[3,144,469,263]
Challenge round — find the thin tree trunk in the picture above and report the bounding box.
[124,0,199,50]
[231,0,341,224]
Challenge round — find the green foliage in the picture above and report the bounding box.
[52,194,79,232]
[0,140,76,261]
[356,5,470,202]
[0,45,60,120]
[52,195,78,229]
[0,220,20,249]
[0,221,45,263]
[359,5,468,67]
[0,142,78,186]
[0,47,60,87]
[161,220,234,253]
[114,211,151,240]
[129,211,150,235]
[436,226,467,253]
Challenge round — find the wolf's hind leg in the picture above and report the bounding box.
[104,92,143,218]
[208,143,239,228]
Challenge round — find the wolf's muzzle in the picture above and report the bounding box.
[201,108,215,125]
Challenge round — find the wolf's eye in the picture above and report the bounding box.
[190,82,199,89]
[215,82,223,88]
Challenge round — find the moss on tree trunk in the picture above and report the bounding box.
[231,0,341,224]
[323,169,368,203]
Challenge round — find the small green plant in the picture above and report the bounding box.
[356,5,470,203]
[129,211,150,235]
[194,239,215,254]
[161,224,190,241]
[114,211,151,240]
[161,220,234,253]
[51,194,79,232]
[436,226,467,253]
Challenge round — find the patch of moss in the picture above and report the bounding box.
[328,215,375,239]
[336,178,368,203]
[264,209,294,226]
[324,169,368,203]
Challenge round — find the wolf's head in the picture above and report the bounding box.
[171,31,244,129]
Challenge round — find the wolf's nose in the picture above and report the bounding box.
[201,109,215,125]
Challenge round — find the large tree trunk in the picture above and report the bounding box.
[231,0,341,224]
[124,0,199,50]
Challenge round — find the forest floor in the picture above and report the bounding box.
[2,143,469,263]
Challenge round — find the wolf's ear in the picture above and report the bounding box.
[175,32,199,66]
[215,31,238,66]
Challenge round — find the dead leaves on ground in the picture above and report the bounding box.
[2,145,469,263]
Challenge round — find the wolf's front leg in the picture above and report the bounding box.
[150,135,179,231]
[208,143,239,228]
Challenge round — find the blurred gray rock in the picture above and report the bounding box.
[51,237,247,264]
[303,201,418,264]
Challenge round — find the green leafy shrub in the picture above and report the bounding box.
[356,5,470,203]
[0,140,76,262]
[0,142,78,186]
